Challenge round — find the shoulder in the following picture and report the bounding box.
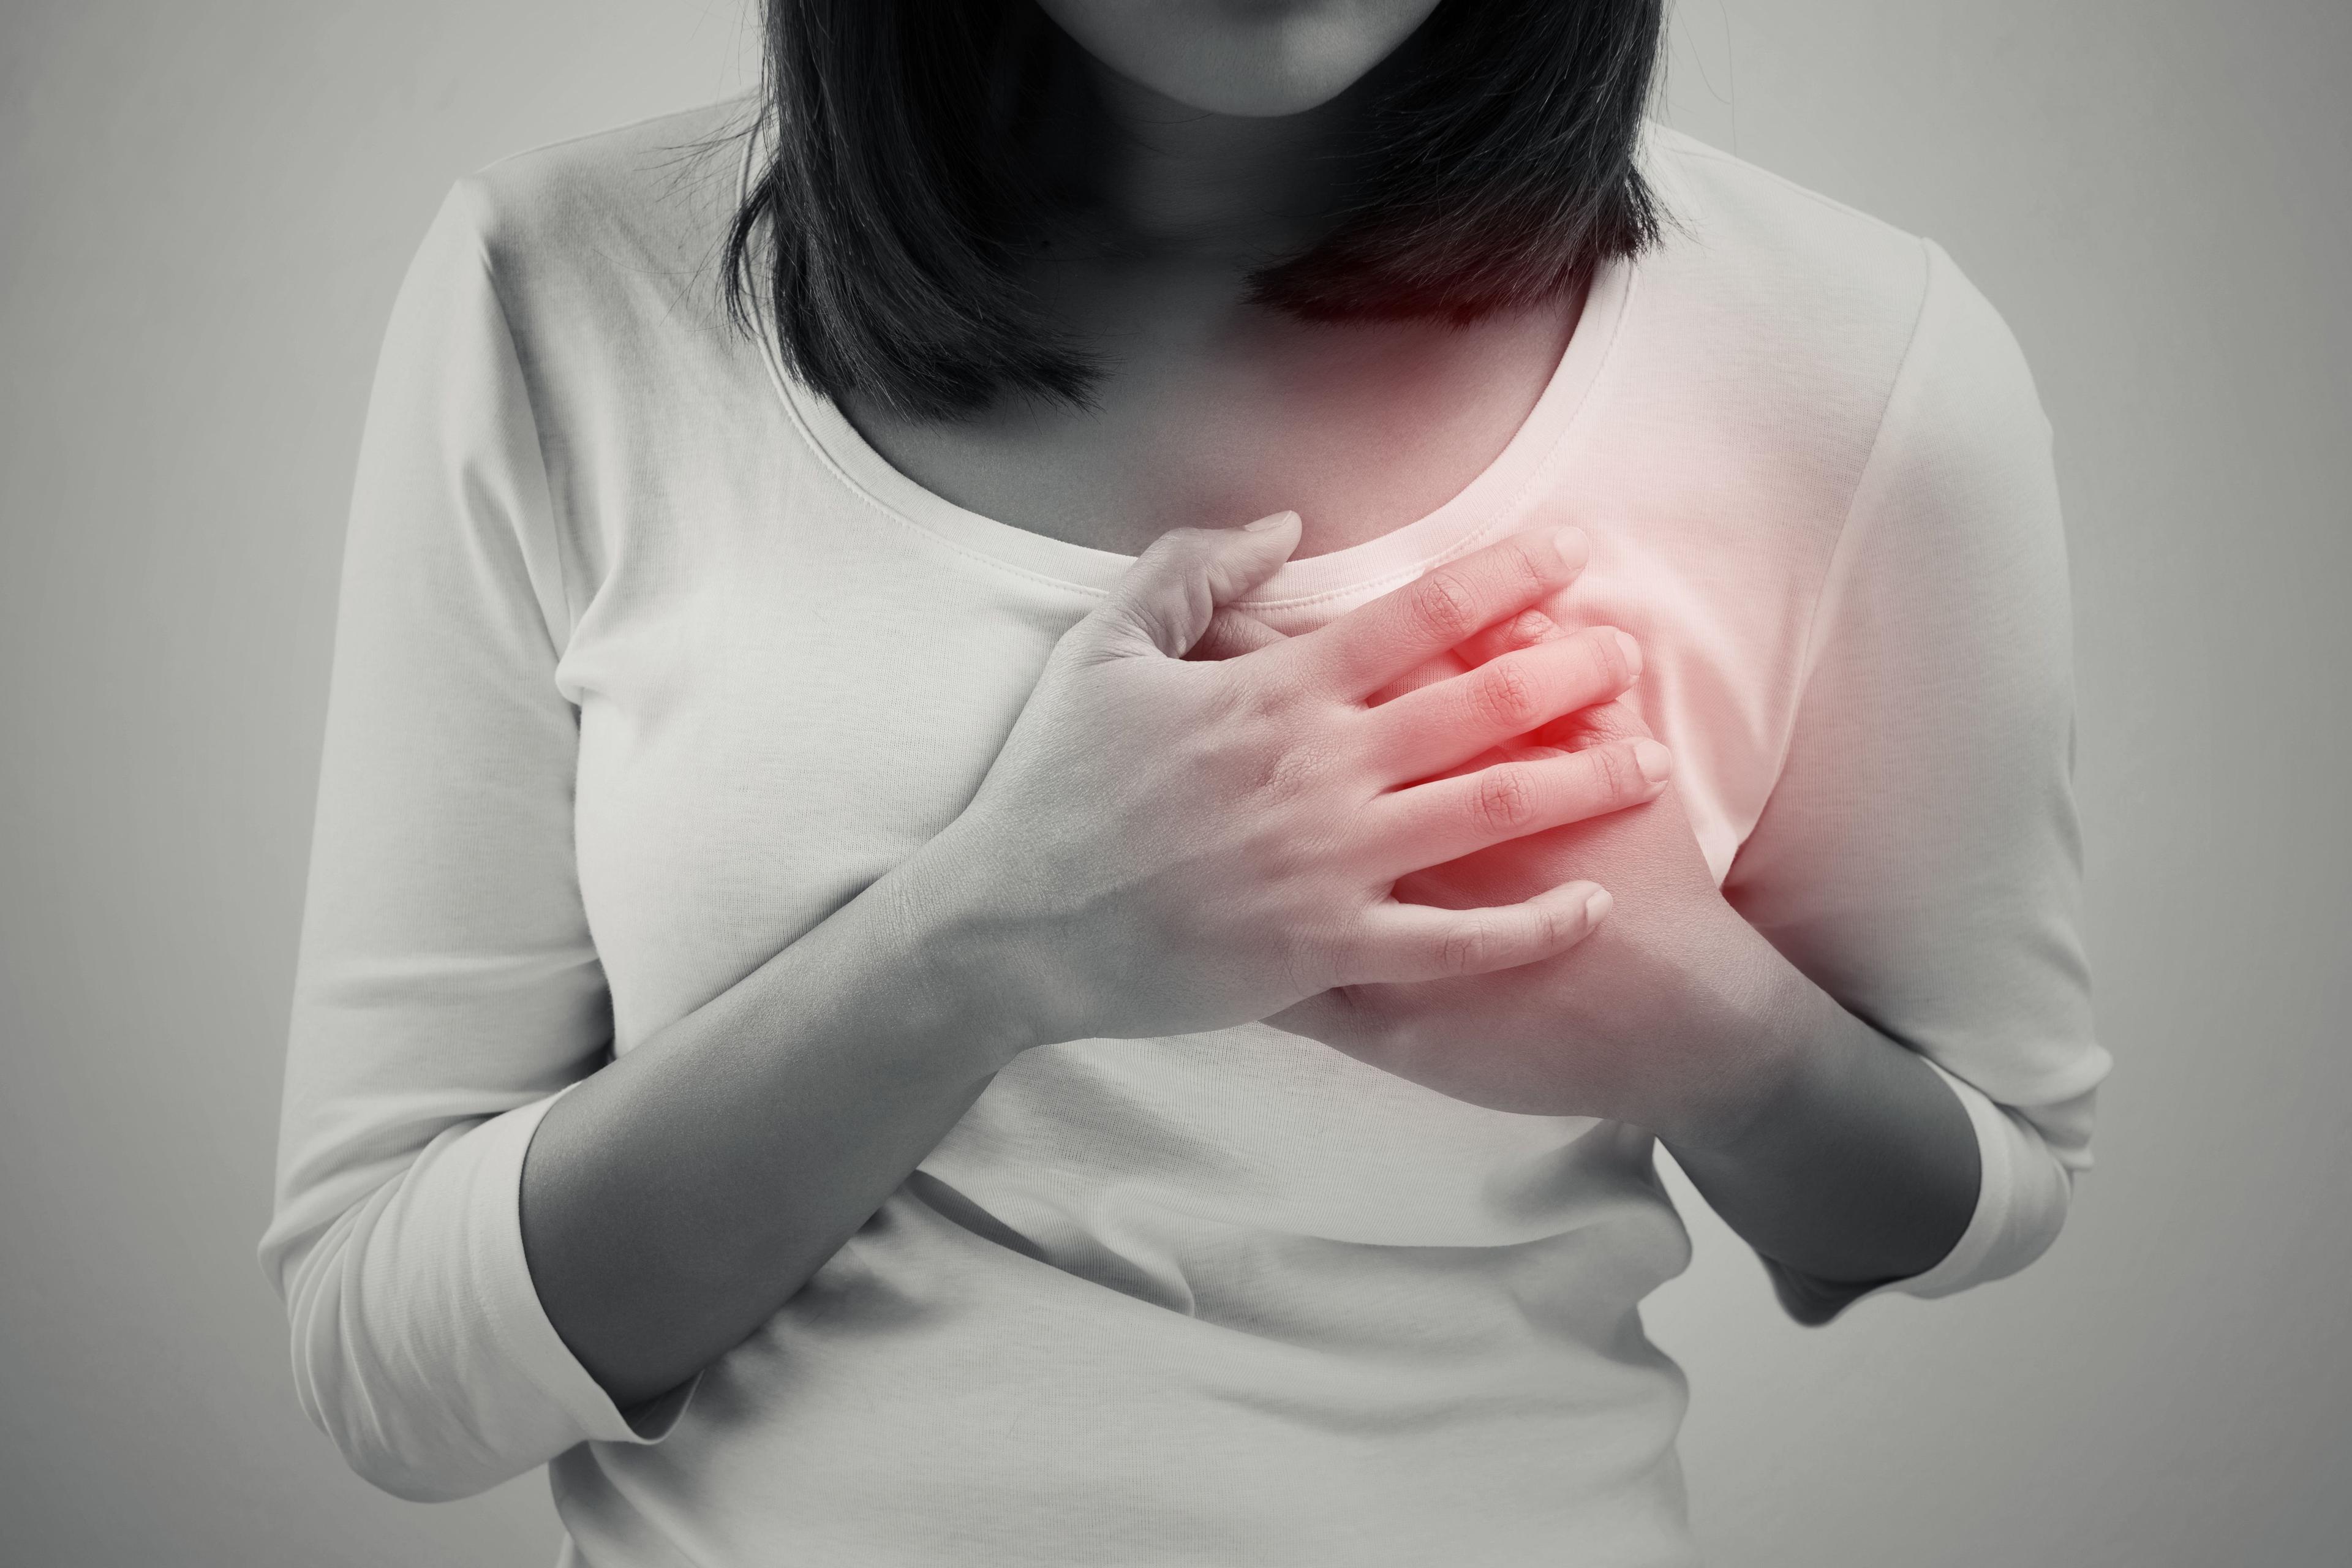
[424,98,756,347]
[1629,123,2051,505]
[1634,122,1934,348]
[370,101,777,593]
[1640,125,1928,276]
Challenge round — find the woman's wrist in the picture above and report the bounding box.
[1653,907,1981,1286]
[1665,1008,1981,1286]
[878,827,1068,1070]
[1630,897,1823,1152]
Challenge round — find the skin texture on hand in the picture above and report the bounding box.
[1204,591,1986,1310]
[1200,596,1774,1137]
[1279,720,1783,1140]
[518,515,1669,1409]
[928,515,1671,1049]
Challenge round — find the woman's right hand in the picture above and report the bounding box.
[908,511,1666,1050]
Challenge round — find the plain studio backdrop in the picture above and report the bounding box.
[2,2,2345,1564]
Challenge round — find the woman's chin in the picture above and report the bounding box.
[1040,0,1443,119]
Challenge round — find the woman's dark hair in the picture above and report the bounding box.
[722,1,1668,421]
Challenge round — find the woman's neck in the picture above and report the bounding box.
[1054,61,1371,270]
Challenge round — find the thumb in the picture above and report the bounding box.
[1080,511,1300,659]
[1187,606,1289,662]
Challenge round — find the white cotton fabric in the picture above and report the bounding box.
[260,100,2110,1566]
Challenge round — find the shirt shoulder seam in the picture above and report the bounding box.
[1648,129,1925,248]
[1750,233,1942,823]
[457,210,579,662]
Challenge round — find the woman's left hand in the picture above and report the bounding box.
[1197,604,1800,1148]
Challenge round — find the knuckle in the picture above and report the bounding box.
[1471,764,1537,832]
[1136,529,1194,573]
[1408,569,1480,646]
[1270,930,1321,998]
[1471,658,1541,730]
[1185,576,1218,635]
[1255,744,1320,804]
[1587,743,1634,801]
[1507,538,1551,601]
[1438,919,1490,976]
[1194,608,1243,655]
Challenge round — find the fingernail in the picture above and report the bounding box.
[1551,526,1589,571]
[1583,886,1614,924]
[1633,739,1673,783]
[1610,627,1643,681]
[1245,510,1300,533]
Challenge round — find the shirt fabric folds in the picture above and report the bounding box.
[260,100,2110,1567]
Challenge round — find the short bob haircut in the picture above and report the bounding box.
[723,0,1669,421]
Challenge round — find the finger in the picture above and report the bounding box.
[1365,736,1673,875]
[1187,605,1289,662]
[1367,647,1472,704]
[1337,880,1613,986]
[1077,511,1300,660]
[1451,608,1561,669]
[1363,609,1558,704]
[1525,690,1652,753]
[1291,525,1589,698]
[1363,625,1642,782]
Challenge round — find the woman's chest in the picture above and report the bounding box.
[554,489,1819,1058]
[560,521,1088,1049]
[833,295,1580,557]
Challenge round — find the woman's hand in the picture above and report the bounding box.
[1207,602,1799,1147]
[911,514,1671,1053]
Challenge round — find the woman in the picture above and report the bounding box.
[262,1,2110,1562]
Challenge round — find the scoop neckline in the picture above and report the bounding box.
[745,143,1635,609]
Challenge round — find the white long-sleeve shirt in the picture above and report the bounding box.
[260,100,2110,1566]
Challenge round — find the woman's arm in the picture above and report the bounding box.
[262,183,650,1502]
[1259,237,2108,1318]
[1261,744,1986,1299]
[521,521,1667,1408]
[514,841,1024,1412]
[1696,236,2110,1318]
[1633,899,1983,1294]
[264,179,1667,1502]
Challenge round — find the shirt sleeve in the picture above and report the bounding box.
[1718,236,2114,1325]
[256,179,694,1501]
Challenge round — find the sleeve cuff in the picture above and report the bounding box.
[1761,1055,2031,1325]
[466,1085,702,1444]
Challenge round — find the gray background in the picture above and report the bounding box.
[2,1,2344,1563]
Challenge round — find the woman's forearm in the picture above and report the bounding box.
[518,840,1040,1411]
[518,524,1636,1412]
[1661,918,1981,1291]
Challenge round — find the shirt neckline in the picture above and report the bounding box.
[745,138,1636,609]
